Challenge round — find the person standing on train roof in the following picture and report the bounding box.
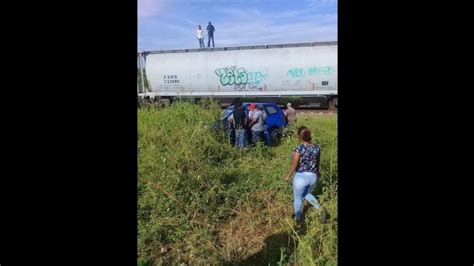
[207,22,215,48]
[196,25,205,48]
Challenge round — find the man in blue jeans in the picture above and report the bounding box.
[206,21,215,48]
[228,102,248,148]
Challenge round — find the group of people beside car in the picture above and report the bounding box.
[227,102,299,148]
[228,102,271,148]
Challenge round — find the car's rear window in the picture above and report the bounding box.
[265,106,278,114]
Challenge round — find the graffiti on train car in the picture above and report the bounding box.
[288,66,336,78]
[215,66,268,91]
[287,68,305,78]
[307,66,336,75]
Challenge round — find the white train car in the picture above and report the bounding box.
[138,41,337,108]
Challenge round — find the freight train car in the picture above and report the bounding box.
[137,41,337,109]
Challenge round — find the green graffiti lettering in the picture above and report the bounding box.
[307,66,336,75]
[226,69,235,85]
[288,68,305,78]
[308,67,319,75]
[234,68,248,84]
[247,72,263,85]
[215,66,268,91]
[215,68,230,85]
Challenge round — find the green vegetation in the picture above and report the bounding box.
[138,100,337,265]
[137,68,149,93]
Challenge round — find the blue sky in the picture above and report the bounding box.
[138,0,337,51]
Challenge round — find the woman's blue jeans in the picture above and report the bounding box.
[293,171,320,220]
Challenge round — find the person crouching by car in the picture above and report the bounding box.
[228,102,248,148]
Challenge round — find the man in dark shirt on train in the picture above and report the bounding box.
[207,22,215,48]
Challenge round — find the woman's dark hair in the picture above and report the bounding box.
[297,126,312,142]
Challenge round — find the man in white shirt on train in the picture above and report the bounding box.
[196,25,205,48]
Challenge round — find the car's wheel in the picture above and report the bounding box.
[270,127,283,142]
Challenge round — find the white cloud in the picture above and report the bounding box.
[138,0,168,18]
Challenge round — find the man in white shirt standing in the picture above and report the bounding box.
[196,25,205,48]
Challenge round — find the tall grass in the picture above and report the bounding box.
[138,100,337,265]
